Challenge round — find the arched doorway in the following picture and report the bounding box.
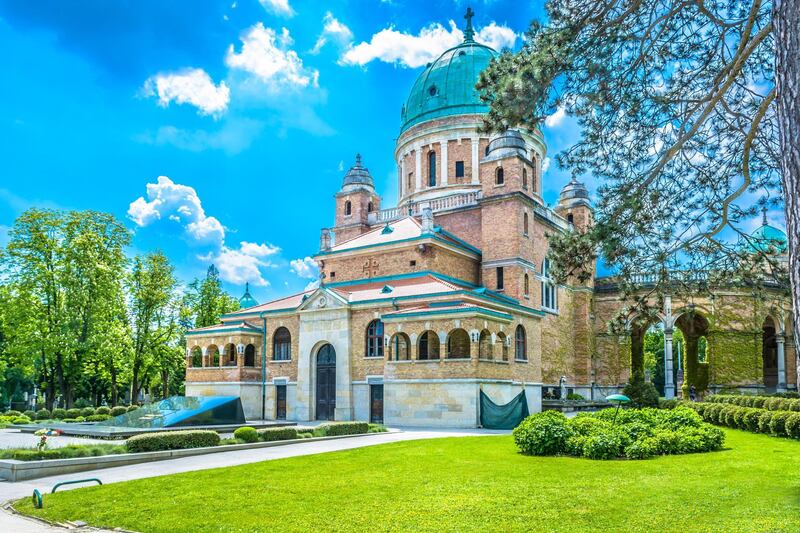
[316,344,336,421]
[762,317,778,392]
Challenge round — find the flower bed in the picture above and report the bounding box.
[513,407,725,460]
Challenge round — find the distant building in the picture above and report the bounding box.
[184,12,794,426]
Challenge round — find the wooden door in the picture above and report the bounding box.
[370,384,384,424]
[276,385,286,420]
[316,344,336,420]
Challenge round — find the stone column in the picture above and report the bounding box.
[471,138,480,184]
[777,334,787,392]
[399,157,405,198]
[440,140,448,185]
[201,347,209,368]
[664,330,675,399]
[414,147,422,191]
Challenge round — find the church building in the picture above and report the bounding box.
[184,12,795,426]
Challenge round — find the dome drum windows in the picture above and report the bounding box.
[428,151,437,187]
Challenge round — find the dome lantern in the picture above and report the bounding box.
[748,207,788,254]
[558,176,591,209]
[340,153,375,192]
[239,282,259,310]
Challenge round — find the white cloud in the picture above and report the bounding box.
[0,224,9,248]
[258,0,293,17]
[545,106,567,128]
[226,23,318,89]
[290,256,320,280]
[312,12,353,54]
[542,157,551,174]
[202,242,279,287]
[142,68,230,117]
[341,20,517,68]
[127,176,225,245]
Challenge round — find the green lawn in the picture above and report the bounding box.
[17,429,800,532]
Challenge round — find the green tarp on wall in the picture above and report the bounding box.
[480,390,529,429]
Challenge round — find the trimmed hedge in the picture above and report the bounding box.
[51,408,68,419]
[110,406,128,417]
[80,407,95,417]
[86,414,112,422]
[127,405,139,413]
[257,427,298,441]
[316,422,370,437]
[95,406,111,415]
[126,430,220,453]
[35,409,50,420]
[706,394,800,412]
[65,408,81,419]
[687,401,800,439]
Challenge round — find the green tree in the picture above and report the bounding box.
[185,265,239,328]
[478,0,799,359]
[127,251,178,403]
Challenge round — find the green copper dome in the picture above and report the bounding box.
[238,283,259,310]
[400,18,497,134]
[748,209,788,254]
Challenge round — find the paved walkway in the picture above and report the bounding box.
[0,427,506,531]
[0,429,112,450]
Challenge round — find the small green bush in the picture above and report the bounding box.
[297,432,313,438]
[624,438,657,459]
[127,405,139,412]
[622,380,660,408]
[35,409,50,420]
[95,406,111,415]
[513,411,573,456]
[86,414,112,422]
[233,426,259,443]
[65,408,81,418]
[769,411,792,437]
[80,407,95,417]
[51,408,68,419]
[368,424,388,433]
[5,410,22,417]
[758,410,774,433]
[12,416,31,424]
[658,399,680,410]
[257,427,298,441]
[110,406,128,417]
[752,397,767,409]
[785,413,800,438]
[126,430,220,453]
[583,431,626,460]
[566,393,584,401]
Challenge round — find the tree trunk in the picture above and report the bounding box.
[110,364,118,406]
[774,0,800,386]
[161,369,169,399]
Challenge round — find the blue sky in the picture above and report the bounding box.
[0,0,587,302]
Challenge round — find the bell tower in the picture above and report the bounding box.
[333,154,381,244]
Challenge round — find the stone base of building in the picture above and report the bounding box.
[186,380,544,428]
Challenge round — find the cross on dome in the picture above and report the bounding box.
[463,7,475,42]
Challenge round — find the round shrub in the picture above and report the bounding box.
[789,399,800,412]
[233,426,259,443]
[51,408,67,420]
[35,409,50,420]
[23,410,35,419]
[12,416,31,424]
[742,409,761,432]
[752,397,766,408]
[785,413,800,438]
[80,407,95,417]
[622,380,660,408]
[86,414,112,422]
[127,405,139,413]
[513,411,573,456]
[565,434,588,456]
[758,410,775,433]
[95,406,111,415]
[733,407,750,429]
[583,431,626,460]
[66,408,81,418]
[110,406,128,417]
[568,415,612,436]
[5,410,22,417]
[769,411,792,437]
[722,405,739,427]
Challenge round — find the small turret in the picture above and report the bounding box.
[239,282,259,309]
[334,154,382,242]
[555,177,592,230]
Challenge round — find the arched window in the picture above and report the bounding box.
[523,212,529,236]
[368,201,374,213]
[273,327,291,360]
[390,333,410,361]
[497,332,509,361]
[446,329,470,359]
[209,345,220,366]
[344,200,352,216]
[524,273,530,296]
[542,258,558,311]
[418,330,440,360]
[428,151,437,187]
[191,347,203,368]
[515,325,527,360]
[244,344,255,367]
[495,167,504,185]
[479,330,492,360]
[522,168,528,190]
[366,319,384,357]
[224,343,237,366]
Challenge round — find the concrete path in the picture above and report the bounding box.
[0,427,506,531]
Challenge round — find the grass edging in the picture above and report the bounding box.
[0,430,393,482]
